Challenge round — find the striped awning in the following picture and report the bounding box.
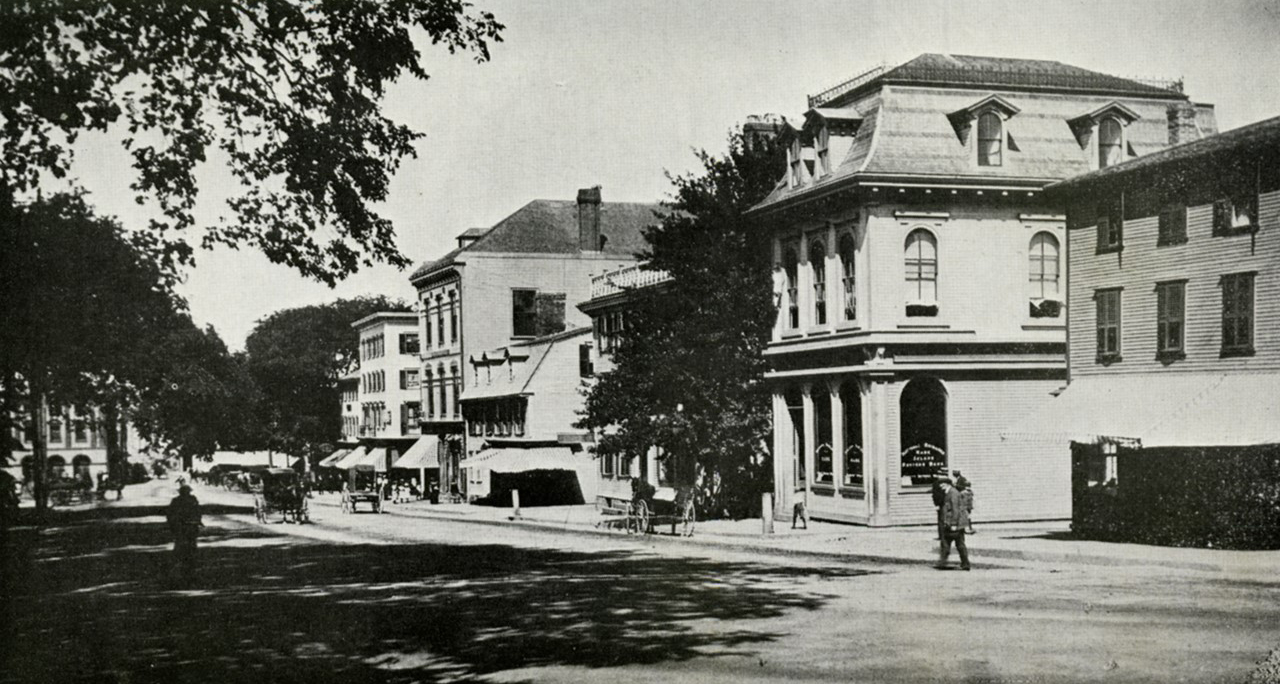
[392,439,437,470]
[354,447,389,472]
[333,447,368,470]
[317,449,350,468]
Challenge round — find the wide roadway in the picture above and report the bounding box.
[3,479,1277,684]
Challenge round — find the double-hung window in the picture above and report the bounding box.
[904,229,938,315]
[810,239,827,326]
[512,289,538,338]
[1156,281,1186,361]
[783,246,800,329]
[1221,272,1255,357]
[977,112,1002,167]
[1095,288,1122,362]
[839,234,856,321]
[1158,205,1187,246]
[1096,200,1123,253]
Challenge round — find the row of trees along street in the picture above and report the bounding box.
[0,0,503,512]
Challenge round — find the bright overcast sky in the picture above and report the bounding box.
[64,0,1280,350]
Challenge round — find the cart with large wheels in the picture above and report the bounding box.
[252,468,310,524]
[342,464,383,514]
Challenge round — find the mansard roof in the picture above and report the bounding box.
[410,199,663,284]
[751,54,1200,214]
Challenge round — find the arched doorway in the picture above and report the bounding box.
[21,455,35,482]
[899,377,948,487]
[48,455,67,480]
[72,454,92,481]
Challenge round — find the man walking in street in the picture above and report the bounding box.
[166,483,203,582]
[931,469,950,546]
[938,476,972,571]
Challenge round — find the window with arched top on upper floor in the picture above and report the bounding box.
[424,369,434,417]
[838,233,856,321]
[1028,232,1061,300]
[904,229,938,315]
[810,239,827,326]
[977,112,1003,167]
[783,246,800,330]
[1098,117,1123,168]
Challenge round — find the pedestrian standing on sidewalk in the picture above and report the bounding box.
[166,483,203,581]
[931,469,950,545]
[937,478,972,571]
[955,474,976,534]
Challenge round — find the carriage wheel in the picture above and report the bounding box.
[682,501,696,537]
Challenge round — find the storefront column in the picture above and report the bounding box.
[828,378,844,495]
[865,372,893,526]
[800,382,815,505]
[771,390,792,519]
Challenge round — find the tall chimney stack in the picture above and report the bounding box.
[577,186,602,251]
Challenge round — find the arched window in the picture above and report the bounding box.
[841,382,863,487]
[449,292,458,343]
[814,384,833,483]
[904,229,938,306]
[784,247,800,329]
[21,455,35,482]
[978,112,1003,166]
[899,377,948,487]
[48,455,67,480]
[451,363,461,418]
[810,240,827,326]
[1099,117,1123,168]
[839,233,856,321]
[1029,232,1061,300]
[436,364,447,419]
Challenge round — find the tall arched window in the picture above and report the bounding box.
[436,364,447,418]
[978,112,1002,166]
[841,381,863,487]
[1029,232,1061,300]
[810,240,827,326]
[1099,117,1123,168]
[48,455,67,480]
[899,377,948,487]
[424,369,434,417]
[72,454,91,480]
[839,233,856,321]
[904,229,938,307]
[451,363,461,418]
[449,292,459,343]
[784,247,800,329]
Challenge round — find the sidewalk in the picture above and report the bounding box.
[305,491,1280,581]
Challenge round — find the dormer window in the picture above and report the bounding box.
[977,112,1003,167]
[815,126,831,178]
[1068,102,1140,170]
[789,139,803,188]
[1098,117,1123,168]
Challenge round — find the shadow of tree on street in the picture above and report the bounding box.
[2,502,874,684]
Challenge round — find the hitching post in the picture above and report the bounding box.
[511,488,522,519]
[762,492,774,535]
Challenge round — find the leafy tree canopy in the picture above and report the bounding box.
[578,128,785,518]
[243,296,410,461]
[0,0,503,283]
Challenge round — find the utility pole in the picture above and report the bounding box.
[31,383,49,513]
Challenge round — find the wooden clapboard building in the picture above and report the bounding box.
[747,54,1217,526]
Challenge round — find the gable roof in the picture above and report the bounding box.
[410,199,664,283]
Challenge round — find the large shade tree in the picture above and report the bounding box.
[578,127,785,518]
[0,0,503,284]
[0,193,253,508]
[242,296,410,466]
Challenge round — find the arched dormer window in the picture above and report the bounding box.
[978,112,1003,167]
[810,239,827,326]
[1098,117,1123,168]
[784,246,800,329]
[838,233,856,321]
[904,229,938,315]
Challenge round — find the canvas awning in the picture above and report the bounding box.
[333,447,368,470]
[354,447,389,472]
[1002,372,1280,448]
[460,447,581,474]
[317,449,350,469]
[392,439,438,470]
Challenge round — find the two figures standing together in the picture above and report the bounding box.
[932,469,974,571]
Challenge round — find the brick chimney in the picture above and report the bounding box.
[1167,101,1200,146]
[577,186,602,251]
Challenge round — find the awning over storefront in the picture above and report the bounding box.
[1003,372,1280,448]
[461,447,581,473]
[354,447,389,472]
[333,447,368,470]
[317,449,350,468]
[191,451,276,473]
[392,439,438,470]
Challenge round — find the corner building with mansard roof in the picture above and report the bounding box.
[748,54,1217,526]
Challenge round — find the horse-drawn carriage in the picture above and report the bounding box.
[601,483,697,537]
[49,477,95,506]
[340,464,383,514]
[252,468,310,523]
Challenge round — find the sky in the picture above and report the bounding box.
[63,0,1280,350]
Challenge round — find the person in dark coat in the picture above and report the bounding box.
[166,484,203,579]
[931,470,950,546]
[938,480,972,571]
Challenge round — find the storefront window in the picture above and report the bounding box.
[814,389,832,484]
[899,377,947,486]
[842,382,864,487]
